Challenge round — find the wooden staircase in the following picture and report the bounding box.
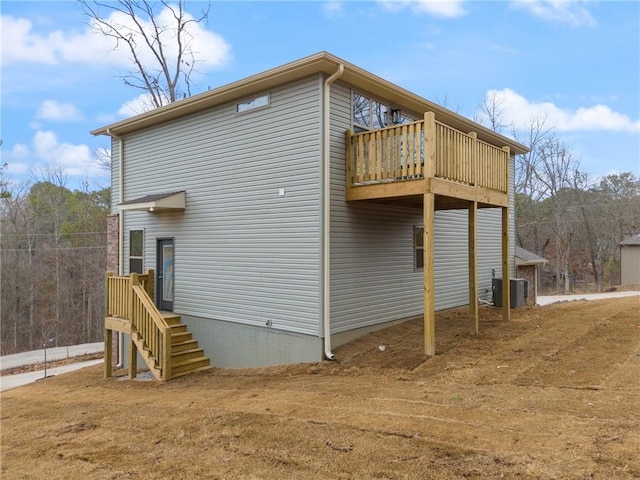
[162,312,211,379]
[104,271,211,381]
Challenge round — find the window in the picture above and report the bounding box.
[352,93,370,131]
[236,94,270,113]
[129,230,144,274]
[414,226,424,271]
[352,92,416,132]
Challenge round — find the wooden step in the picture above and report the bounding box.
[171,357,210,375]
[170,365,211,380]
[169,323,187,334]
[159,311,182,326]
[171,331,192,344]
[128,309,210,380]
[171,339,199,352]
[171,347,206,364]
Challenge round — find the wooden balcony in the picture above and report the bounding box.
[344,112,514,357]
[345,112,510,209]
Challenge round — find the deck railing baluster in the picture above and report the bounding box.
[345,118,509,195]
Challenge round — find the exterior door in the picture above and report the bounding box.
[156,239,174,311]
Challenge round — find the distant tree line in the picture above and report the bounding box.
[1,170,109,354]
[479,95,640,293]
[0,0,207,354]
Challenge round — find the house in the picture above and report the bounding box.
[515,246,548,305]
[619,235,640,286]
[92,52,529,380]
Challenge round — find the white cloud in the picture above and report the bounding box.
[324,2,344,17]
[5,145,31,176]
[32,131,99,177]
[5,162,30,176]
[0,14,114,66]
[0,15,56,64]
[36,100,84,122]
[511,0,596,27]
[1,9,232,71]
[478,88,640,133]
[118,93,160,117]
[4,131,106,179]
[378,0,466,18]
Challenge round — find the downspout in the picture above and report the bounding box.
[322,64,344,360]
[107,128,125,368]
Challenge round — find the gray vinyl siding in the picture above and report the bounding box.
[328,81,515,334]
[329,81,422,333]
[119,76,322,336]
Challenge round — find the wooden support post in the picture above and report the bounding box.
[468,132,477,186]
[128,336,137,379]
[345,129,353,189]
[104,272,113,379]
[424,112,436,179]
[104,329,112,379]
[146,269,155,302]
[424,192,436,356]
[128,272,139,379]
[502,206,511,320]
[502,146,511,195]
[128,273,138,324]
[468,201,478,335]
[501,145,511,320]
[105,272,112,317]
[162,326,172,381]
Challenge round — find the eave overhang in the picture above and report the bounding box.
[91,51,529,156]
[119,191,186,212]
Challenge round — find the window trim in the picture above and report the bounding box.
[129,229,144,274]
[414,226,424,272]
[236,93,270,114]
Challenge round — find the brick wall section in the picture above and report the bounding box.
[517,265,536,306]
[106,214,120,366]
[107,214,119,275]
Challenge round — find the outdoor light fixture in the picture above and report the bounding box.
[391,109,402,124]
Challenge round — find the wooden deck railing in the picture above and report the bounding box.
[105,270,171,380]
[346,112,509,193]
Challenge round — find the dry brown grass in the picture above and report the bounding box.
[1,297,639,479]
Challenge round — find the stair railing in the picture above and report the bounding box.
[129,273,172,380]
[105,270,171,380]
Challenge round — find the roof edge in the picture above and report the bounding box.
[92,51,529,155]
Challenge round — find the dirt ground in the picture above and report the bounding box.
[1,297,638,480]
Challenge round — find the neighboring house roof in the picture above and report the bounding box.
[619,235,640,246]
[515,246,548,266]
[91,51,529,156]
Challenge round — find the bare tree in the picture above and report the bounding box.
[478,91,506,133]
[94,146,112,173]
[80,0,210,108]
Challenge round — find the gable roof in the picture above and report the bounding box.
[91,51,529,155]
[515,246,548,266]
[619,235,640,246]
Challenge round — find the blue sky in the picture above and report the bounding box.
[2,0,639,192]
